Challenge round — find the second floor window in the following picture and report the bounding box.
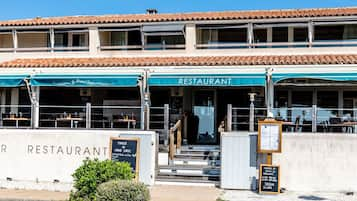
[17,29,49,50]
[143,24,185,50]
[99,27,142,50]
[314,24,357,43]
[196,25,247,49]
[0,31,13,49]
[54,29,89,50]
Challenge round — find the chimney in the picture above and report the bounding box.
[146,9,158,14]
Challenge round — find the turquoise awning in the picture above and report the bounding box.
[0,75,28,87]
[30,74,140,87]
[148,74,266,87]
[273,73,357,83]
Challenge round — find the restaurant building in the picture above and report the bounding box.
[0,7,357,190]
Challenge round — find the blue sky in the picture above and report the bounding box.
[0,0,356,20]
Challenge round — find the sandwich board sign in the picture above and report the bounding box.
[109,137,140,178]
[257,119,282,153]
[259,164,280,194]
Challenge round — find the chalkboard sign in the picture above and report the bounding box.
[110,137,140,177]
[259,164,280,194]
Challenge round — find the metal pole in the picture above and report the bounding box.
[312,105,317,133]
[86,102,91,129]
[227,104,232,132]
[164,104,170,146]
[265,68,274,117]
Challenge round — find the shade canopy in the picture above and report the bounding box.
[0,75,28,87]
[148,73,266,87]
[30,74,141,87]
[142,24,185,36]
[273,72,357,83]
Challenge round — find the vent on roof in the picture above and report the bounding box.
[146,9,158,14]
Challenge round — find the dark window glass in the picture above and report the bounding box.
[128,30,142,45]
[218,28,247,43]
[274,90,288,107]
[54,33,68,47]
[272,27,288,42]
[253,29,267,43]
[294,27,308,42]
[317,91,338,108]
[292,91,312,107]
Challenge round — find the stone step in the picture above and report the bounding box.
[171,158,221,166]
[156,175,220,185]
[159,167,220,177]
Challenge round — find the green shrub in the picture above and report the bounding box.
[69,158,134,201]
[96,180,150,201]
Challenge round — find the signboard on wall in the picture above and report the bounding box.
[109,137,140,177]
[258,120,282,153]
[259,164,280,194]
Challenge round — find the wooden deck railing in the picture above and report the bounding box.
[169,119,182,160]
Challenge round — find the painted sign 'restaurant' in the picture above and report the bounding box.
[178,77,232,86]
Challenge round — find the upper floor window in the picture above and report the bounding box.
[17,29,50,51]
[99,27,142,50]
[143,24,185,50]
[253,23,308,48]
[196,24,248,49]
[314,23,357,46]
[0,30,13,51]
[54,29,89,51]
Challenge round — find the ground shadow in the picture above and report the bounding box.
[298,195,327,200]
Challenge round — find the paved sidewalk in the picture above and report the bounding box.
[0,185,221,201]
[221,190,357,201]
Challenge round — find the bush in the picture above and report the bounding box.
[69,158,134,201]
[96,180,150,201]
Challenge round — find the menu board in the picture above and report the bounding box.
[258,120,282,153]
[110,137,140,177]
[259,164,280,194]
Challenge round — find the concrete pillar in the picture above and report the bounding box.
[267,27,273,43]
[308,21,314,47]
[12,29,17,52]
[10,88,19,114]
[89,26,100,54]
[288,27,294,43]
[185,24,196,53]
[247,23,253,48]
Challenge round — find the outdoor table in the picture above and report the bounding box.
[111,119,136,129]
[2,117,31,128]
[55,117,83,128]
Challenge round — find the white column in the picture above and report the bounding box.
[308,21,314,47]
[12,29,17,52]
[10,88,19,114]
[185,23,196,53]
[247,23,253,48]
[50,28,55,52]
[89,26,100,54]
[288,27,294,43]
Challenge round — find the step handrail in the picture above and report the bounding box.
[169,119,182,160]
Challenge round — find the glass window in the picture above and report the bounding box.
[272,27,288,42]
[17,30,50,48]
[292,91,312,107]
[197,28,247,44]
[146,35,185,50]
[314,24,357,41]
[253,29,267,43]
[0,31,13,48]
[293,27,308,42]
[317,91,338,108]
[99,30,141,47]
[54,33,68,47]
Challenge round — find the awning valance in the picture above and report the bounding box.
[30,74,141,87]
[148,73,265,87]
[273,72,357,83]
[0,75,28,87]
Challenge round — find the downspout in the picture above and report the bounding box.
[24,78,39,129]
[265,68,274,117]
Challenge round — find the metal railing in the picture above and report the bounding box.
[227,104,357,133]
[169,119,182,161]
[150,104,170,145]
[0,105,32,128]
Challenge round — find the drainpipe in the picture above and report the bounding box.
[25,79,40,129]
[265,68,274,117]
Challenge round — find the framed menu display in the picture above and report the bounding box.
[257,120,282,153]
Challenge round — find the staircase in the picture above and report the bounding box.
[157,145,221,185]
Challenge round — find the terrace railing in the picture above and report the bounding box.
[0,105,32,128]
[227,104,357,134]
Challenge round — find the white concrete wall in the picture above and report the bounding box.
[273,133,357,192]
[0,129,157,192]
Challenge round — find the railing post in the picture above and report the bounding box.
[86,102,91,129]
[227,104,232,132]
[169,129,175,163]
[249,102,255,132]
[176,124,182,154]
[163,104,170,146]
[312,105,317,133]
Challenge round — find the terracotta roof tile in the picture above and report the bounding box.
[1,7,357,27]
[1,55,357,68]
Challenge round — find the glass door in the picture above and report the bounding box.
[193,90,216,144]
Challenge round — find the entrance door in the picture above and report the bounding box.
[193,90,216,144]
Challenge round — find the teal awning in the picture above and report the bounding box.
[30,74,140,87]
[273,73,357,83]
[148,74,265,87]
[0,75,28,87]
